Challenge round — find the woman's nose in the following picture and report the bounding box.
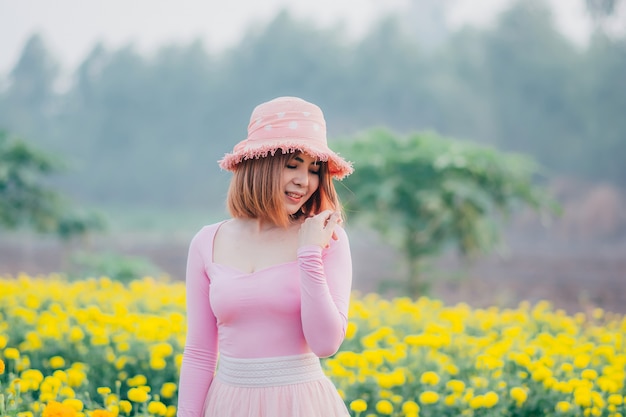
[293,169,309,186]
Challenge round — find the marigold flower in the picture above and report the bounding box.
[337,389,346,400]
[510,387,527,406]
[159,383,177,399]
[147,401,167,416]
[66,369,86,388]
[444,394,457,406]
[118,401,132,415]
[375,400,393,415]
[42,400,77,417]
[446,379,465,393]
[62,399,83,412]
[419,391,439,405]
[0,358,5,374]
[4,347,20,360]
[49,356,65,369]
[91,410,115,417]
[59,387,76,398]
[149,357,167,370]
[349,399,367,413]
[469,395,485,409]
[401,401,419,414]
[346,322,358,339]
[127,388,149,403]
[420,371,440,385]
[554,401,572,413]
[165,405,176,417]
[127,375,147,387]
[608,394,623,406]
[53,370,68,384]
[483,391,499,408]
[573,354,591,369]
[581,369,598,380]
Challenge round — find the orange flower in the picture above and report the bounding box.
[42,401,77,417]
[92,410,115,417]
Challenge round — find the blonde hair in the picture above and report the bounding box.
[226,152,342,227]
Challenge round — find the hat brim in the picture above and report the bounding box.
[218,138,353,180]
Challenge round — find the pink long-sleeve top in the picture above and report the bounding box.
[176,221,353,417]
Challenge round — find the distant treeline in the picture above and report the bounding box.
[0,0,624,210]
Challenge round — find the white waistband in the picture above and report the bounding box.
[215,353,325,387]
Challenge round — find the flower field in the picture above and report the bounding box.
[1,275,626,417]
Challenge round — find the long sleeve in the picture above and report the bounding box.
[177,231,219,417]
[298,226,352,357]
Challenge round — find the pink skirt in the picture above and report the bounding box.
[203,353,349,417]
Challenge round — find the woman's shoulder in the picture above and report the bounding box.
[189,220,229,247]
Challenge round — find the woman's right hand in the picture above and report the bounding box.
[298,210,342,249]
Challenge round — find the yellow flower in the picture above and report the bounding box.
[165,405,176,417]
[53,371,68,384]
[402,401,420,414]
[446,379,465,393]
[608,394,623,406]
[574,354,591,368]
[419,391,439,405]
[49,356,65,369]
[62,399,84,412]
[127,375,148,387]
[149,357,167,370]
[66,368,86,387]
[420,371,440,385]
[510,387,527,406]
[469,395,485,409]
[483,391,499,408]
[581,369,598,380]
[91,410,115,417]
[159,383,177,399]
[97,387,112,396]
[349,399,367,413]
[444,394,458,406]
[147,401,167,416]
[375,400,394,415]
[4,347,20,360]
[42,401,77,417]
[0,358,5,374]
[127,388,149,403]
[118,401,132,415]
[555,401,571,413]
[59,387,76,398]
[346,322,358,339]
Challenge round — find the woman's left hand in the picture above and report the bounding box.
[298,210,342,249]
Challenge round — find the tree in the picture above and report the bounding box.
[0,130,104,240]
[0,34,60,141]
[338,128,557,296]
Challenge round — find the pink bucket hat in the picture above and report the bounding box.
[218,96,353,179]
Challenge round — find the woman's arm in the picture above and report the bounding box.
[298,226,352,357]
[177,230,218,417]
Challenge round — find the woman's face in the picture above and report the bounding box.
[281,152,320,215]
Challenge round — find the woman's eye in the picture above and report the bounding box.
[286,165,296,169]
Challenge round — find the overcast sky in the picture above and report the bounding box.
[0,0,594,75]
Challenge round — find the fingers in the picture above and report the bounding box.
[299,210,342,248]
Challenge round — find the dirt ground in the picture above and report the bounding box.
[2,225,625,315]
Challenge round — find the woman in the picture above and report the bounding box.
[176,96,354,417]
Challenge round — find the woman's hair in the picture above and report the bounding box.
[226,152,343,227]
